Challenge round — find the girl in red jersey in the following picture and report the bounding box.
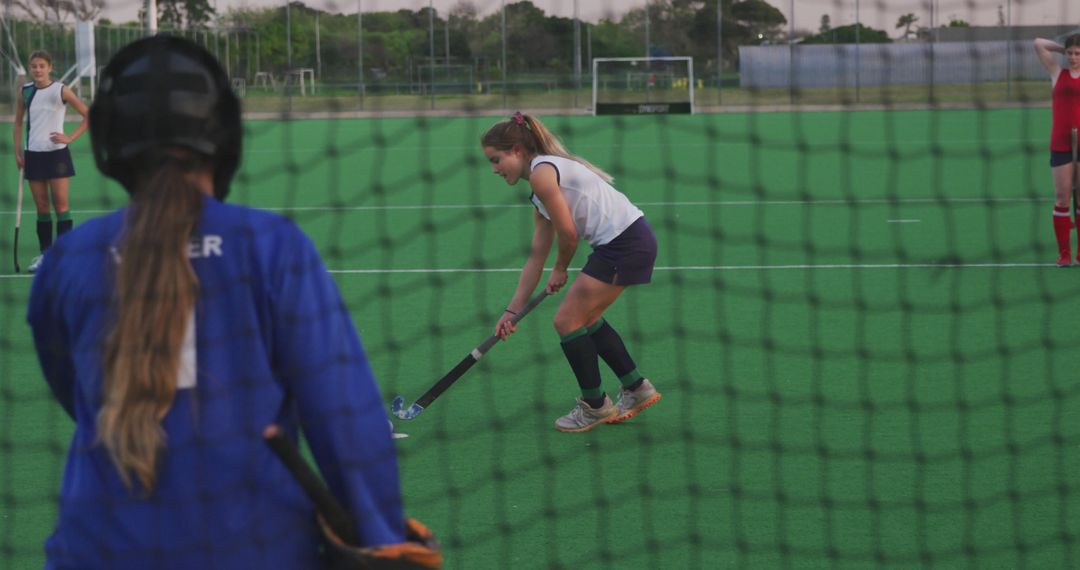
[1035,34,1080,266]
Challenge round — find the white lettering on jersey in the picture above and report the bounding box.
[187,235,223,258]
[110,235,224,261]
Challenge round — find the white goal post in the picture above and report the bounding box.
[58,21,96,99]
[592,56,695,116]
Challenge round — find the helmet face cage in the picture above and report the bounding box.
[90,35,242,200]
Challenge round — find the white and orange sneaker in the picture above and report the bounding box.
[609,379,662,424]
[555,396,616,432]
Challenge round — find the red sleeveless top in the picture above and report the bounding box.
[1051,68,1080,151]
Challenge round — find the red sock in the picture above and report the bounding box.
[1054,207,1072,255]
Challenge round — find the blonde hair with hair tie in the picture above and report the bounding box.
[481,113,614,183]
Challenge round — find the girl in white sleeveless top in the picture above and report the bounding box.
[12,50,89,273]
[482,113,662,433]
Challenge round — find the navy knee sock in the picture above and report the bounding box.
[588,319,644,390]
[56,210,73,237]
[36,213,53,253]
[560,328,605,408]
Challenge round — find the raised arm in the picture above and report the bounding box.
[1034,37,1064,80]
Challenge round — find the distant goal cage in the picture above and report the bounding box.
[592,56,694,115]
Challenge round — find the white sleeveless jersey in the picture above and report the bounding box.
[529,155,643,247]
[23,81,67,152]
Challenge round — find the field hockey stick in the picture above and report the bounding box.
[13,168,24,273]
[263,424,359,546]
[391,290,550,420]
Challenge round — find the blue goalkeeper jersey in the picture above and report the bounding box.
[28,195,406,569]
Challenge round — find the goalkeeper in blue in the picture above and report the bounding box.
[482,112,662,433]
[27,37,439,569]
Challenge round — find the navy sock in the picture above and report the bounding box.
[36,214,53,253]
[56,210,73,237]
[589,319,644,388]
[560,328,605,407]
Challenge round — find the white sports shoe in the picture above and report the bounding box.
[555,395,616,432]
[27,255,44,274]
[609,379,662,424]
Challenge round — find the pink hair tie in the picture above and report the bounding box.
[511,111,526,126]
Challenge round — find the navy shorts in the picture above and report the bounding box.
[24,148,75,181]
[1051,150,1078,168]
[582,217,658,286]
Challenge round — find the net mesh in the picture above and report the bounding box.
[2,0,1079,568]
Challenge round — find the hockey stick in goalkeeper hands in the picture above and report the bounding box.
[263,425,359,546]
[13,168,24,273]
[391,290,550,420]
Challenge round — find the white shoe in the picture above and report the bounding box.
[609,379,662,424]
[27,255,43,274]
[555,395,616,432]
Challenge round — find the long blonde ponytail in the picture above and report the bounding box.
[98,156,204,493]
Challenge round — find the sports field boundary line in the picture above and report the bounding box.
[0,262,1060,280]
[238,136,1045,153]
[0,101,1054,125]
[0,196,1050,217]
[325,262,1055,274]
[238,100,1049,120]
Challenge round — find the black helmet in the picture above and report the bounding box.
[90,35,242,200]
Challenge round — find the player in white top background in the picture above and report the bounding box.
[13,50,89,273]
[482,112,662,432]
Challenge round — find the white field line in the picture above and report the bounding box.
[0,196,1048,217]
[238,138,1047,154]
[0,262,1057,280]
[326,262,1052,275]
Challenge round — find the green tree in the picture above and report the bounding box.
[589,18,643,60]
[148,0,216,29]
[800,23,892,44]
[626,1,789,72]
[504,1,563,71]
[448,1,479,62]
[731,0,786,43]
[895,13,919,39]
[214,0,796,83]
